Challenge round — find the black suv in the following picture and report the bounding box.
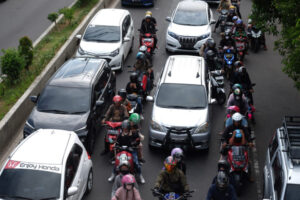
[24,57,116,153]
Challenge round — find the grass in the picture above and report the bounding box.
[0,0,99,120]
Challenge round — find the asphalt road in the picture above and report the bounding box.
[83,0,300,199]
[0,0,75,51]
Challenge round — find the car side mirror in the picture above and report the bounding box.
[30,95,38,103]
[96,100,104,107]
[76,34,82,40]
[165,16,171,22]
[209,98,217,105]
[146,96,154,102]
[210,20,216,25]
[67,186,78,196]
[123,37,130,42]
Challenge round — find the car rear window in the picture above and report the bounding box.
[83,25,120,42]
[156,83,207,109]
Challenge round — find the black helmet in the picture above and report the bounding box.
[217,159,230,173]
[216,171,229,190]
[118,89,127,100]
[206,38,216,49]
[206,50,215,60]
[130,72,138,83]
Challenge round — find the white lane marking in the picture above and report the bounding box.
[251,131,263,199]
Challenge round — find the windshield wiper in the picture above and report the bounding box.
[69,111,86,114]
[39,197,58,200]
[0,195,33,200]
[39,109,69,114]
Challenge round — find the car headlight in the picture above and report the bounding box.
[194,122,209,133]
[168,31,178,40]
[110,48,119,57]
[75,126,88,137]
[151,120,164,132]
[200,33,210,40]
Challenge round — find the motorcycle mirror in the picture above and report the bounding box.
[165,16,171,22]
[123,37,130,42]
[209,98,217,105]
[146,96,154,102]
[75,34,82,40]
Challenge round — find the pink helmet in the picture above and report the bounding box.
[122,174,135,185]
[171,148,183,157]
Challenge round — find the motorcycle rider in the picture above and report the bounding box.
[212,159,235,186]
[225,105,248,128]
[112,174,142,200]
[219,30,236,50]
[229,129,246,146]
[116,119,145,184]
[205,50,223,71]
[206,171,237,200]
[140,13,157,49]
[215,0,233,32]
[134,52,154,92]
[199,38,219,58]
[153,156,189,198]
[233,66,254,105]
[227,87,250,115]
[171,148,186,175]
[139,45,152,66]
[247,19,267,50]
[231,0,241,18]
[118,89,132,114]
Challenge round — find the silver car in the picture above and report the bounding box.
[147,55,211,151]
[263,116,300,200]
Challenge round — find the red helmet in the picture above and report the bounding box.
[113,95,122,103]
[228,106,240,113]
[122,174,135,185]
[164,156,177,173]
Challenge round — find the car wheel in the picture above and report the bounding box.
[85,169,93,195]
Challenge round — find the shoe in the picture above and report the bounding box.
[100,149,109,155]
[139,158,146,163]
[108,173,115,182]
[139,174,145,184]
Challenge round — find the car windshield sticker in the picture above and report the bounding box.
[5,160,61,173]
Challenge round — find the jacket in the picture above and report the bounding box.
[104,104,129,122]
[112,187,142,200]
[206,183,237,200]
[111,174,139,198]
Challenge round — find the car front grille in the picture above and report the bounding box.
[178,36,199,49]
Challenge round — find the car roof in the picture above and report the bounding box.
[91,9,129,26]
[49,58,106,88]
[177,0,208,12]
[162,55,205,85]
[10,129,76,165]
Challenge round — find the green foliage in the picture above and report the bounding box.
[0,48,25,84]
[77,0,90,7]
[59,7,74,24]
[18,36,33,70]
[251,0,300,89]
[47,12,59,24]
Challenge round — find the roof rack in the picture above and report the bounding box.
[282,116,300,160]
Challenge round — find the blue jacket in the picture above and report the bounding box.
[206,184,237,200]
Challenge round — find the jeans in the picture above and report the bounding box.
[132,150,141,174]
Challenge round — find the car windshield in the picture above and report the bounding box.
[37,86,90,114]
[156,83,207,109]
[0,169,61,200]
[173,9,208,26]
[83,25,120,42]
[284,184,300,200]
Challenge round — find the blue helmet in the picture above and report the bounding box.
[233,16,238,21]
[236,19,243,25]
[235,129,242,139]
[136,52,145,60]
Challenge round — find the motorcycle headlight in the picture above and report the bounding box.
[194,122,209,133]
[110,48,119,57]
[168,31,178,40]
[151,120,164,132]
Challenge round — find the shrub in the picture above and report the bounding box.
[47,12,59,25]
[77,0,89,7]
[59,7,74,24]
[18,36,33,70]
[0,48,25,84]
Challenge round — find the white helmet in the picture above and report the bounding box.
[232,112,243,122]
[248,19,252,24]
[139,45,147,52]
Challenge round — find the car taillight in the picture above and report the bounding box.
[87,152,91,160]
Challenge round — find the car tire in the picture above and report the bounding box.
[85,169,93,195]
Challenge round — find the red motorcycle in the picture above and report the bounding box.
[227,145,249,195]
[140,33,156,54]
[114,145,135,174]
[234,36,247,61]
[103,121,122,153]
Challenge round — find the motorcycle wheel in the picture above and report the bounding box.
[216,92,226,105]
[254,39,260,53]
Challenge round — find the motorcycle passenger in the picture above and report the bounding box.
[171,148,186,175]
[236,67,254,105]
[227,87,250,115]
[212,160,235,186]
[134,52,154,92]
[118,89,132,114]
[206,171,237,200]
[232,19,246,35]
[153,156,189,197]
[129,113,145,163]
[140,13,157,49]
[139,45,152,66]
[116,119,145,184]
[102,95,129,123]
[111,161,139,198]
[225,105,248,128]
[112,174,142,200]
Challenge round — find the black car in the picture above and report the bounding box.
[121,0,154,7]
[24,57,116,153]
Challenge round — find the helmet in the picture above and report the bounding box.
[233,88,242,100]
[238,66,247,73]
[232,83,242,90]
[206,50,215,60]
[171,148,183,161]
[216,171,229,190]
[232,16,238,22]
[217,159,230,172]
[164,156,177,173]
[234,61,243,68]
[139,45,147,53]
[145,14,151,19]
[130,72,138,83]
[145,11,152,17]
[236,19,243,26]
[113,95,122,103]
[228,105,240,113]
[122,174,135,185]
[229,5,236,10]
[118,88,127,100]
[232,112,243,122]
[129,113,140,125]
[122,120,131,130]
[206,38,216,49]
[136,52,145,60]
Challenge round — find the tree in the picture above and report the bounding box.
[251,0,300,89]
[59,7,74,24]
[18,36,33,70]
[47,12,59,25]
[0,48,25,84]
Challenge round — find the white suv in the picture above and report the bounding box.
[147,55,211,151]
[76,9,134,71]
[0,129,93,200]
[165,0,215,53]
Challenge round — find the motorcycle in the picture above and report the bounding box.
[222,46,236,80]
[163,127,195,152]
[225,21,234,33]
[218,9,229,33]
[234,36,247,61]
[227,145,250,195]
[127,93,143,114]
[103,121,122,154]
[114,145,135,174]
[209,70,226,105]
[140,33,156,54]
[152,189,193,200]
[250,27,263,53]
